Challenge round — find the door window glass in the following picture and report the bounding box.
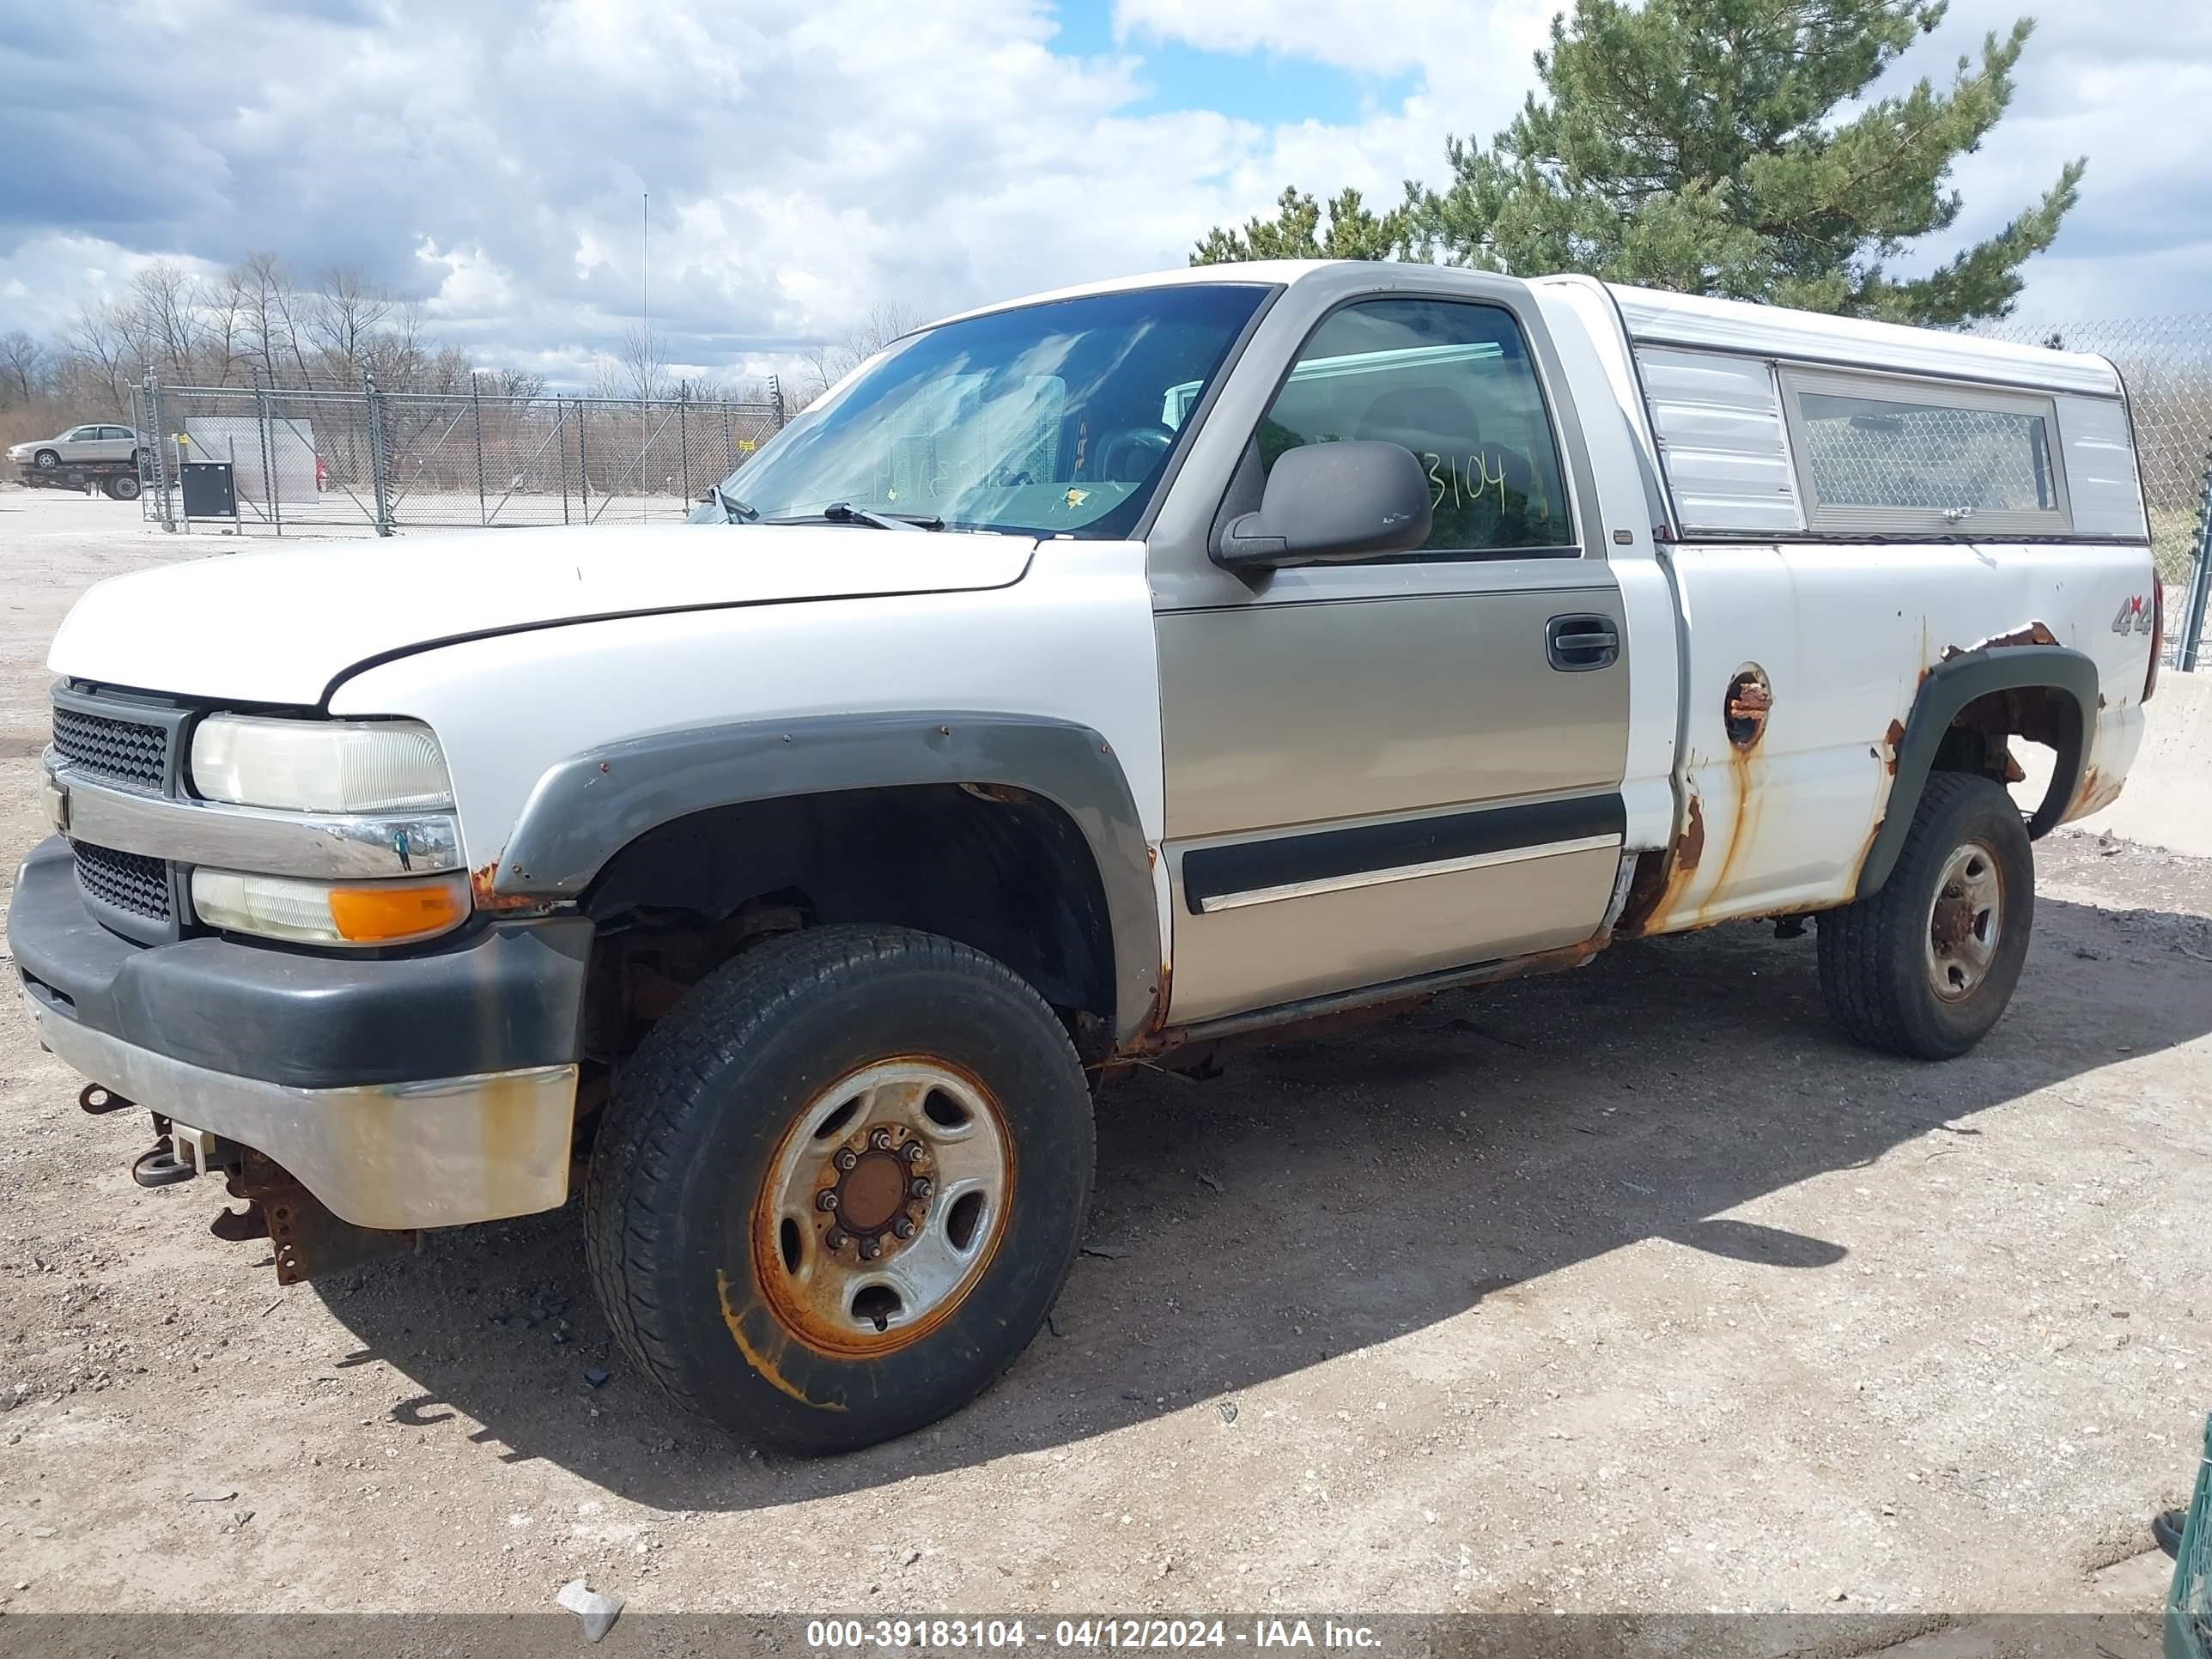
[1256,299,1575,555]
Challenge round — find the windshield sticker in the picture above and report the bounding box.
[1063,488,1091,510]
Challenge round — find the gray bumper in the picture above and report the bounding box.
[23,991,576,1229]
[9,836,591,1229]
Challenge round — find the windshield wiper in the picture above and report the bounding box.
[708,483,758,523]
[817,501,945,532]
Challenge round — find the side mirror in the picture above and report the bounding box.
[1215,441,1433,572]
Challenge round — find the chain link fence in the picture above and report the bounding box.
[1978,313,2212,669]
[132,377,785,537]
[130,319,2212,667]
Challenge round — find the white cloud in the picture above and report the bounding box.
[0,0,2203,387]
[0,234,228,336]
[415,240,515,319]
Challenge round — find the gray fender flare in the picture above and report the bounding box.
[495,712,1162,1041]
[1856,642,2098,900]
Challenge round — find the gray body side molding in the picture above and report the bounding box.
[495,712,1163,1042]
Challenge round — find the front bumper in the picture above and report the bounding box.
[9,836,592,1229]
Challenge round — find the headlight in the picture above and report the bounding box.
[191,715,452,812]
[191,869,470,946]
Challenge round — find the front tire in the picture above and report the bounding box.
[584,925,1095,1453]
[1818,772,2034,1060]
[33,448,58,470]
[106,472,141,501]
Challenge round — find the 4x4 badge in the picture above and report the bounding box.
[2112,594,2153,635]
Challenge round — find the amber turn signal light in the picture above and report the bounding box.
[328,878,469,943]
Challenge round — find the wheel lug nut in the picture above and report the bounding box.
[825,1228,848,1249]
[835,1149,858,1171]
[869,1127,893,1152]
[816,1189,839,1212]
[860,1238,881,1260]
[902,1141,926,1164]
[892,1217,915,1239]
[909,1176,933,1198]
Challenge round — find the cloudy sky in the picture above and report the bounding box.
[3,0,2206,388]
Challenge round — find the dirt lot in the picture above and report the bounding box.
[0,484,2207,1626]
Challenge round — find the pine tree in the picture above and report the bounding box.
[1189,186,1418,265]
[1192,0,2082,326]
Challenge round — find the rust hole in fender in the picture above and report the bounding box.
[470,860,543,913]
[1724,666,1773,750]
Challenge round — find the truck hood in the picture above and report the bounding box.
[48,523,1036,706]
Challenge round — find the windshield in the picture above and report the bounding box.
[701,284,1271,538]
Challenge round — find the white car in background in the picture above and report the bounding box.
[9,423,141,470]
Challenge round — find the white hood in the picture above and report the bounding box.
[48,523,1035,706]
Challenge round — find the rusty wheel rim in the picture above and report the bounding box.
[753,1058,1012,1357]
[1924,839,2003,1002]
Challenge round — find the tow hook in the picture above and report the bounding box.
[131,1143,198,1188]
[78,1083,134,1115]
[129,1118,227,1188]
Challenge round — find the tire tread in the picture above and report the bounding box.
[582,924,1088,1434]
[1818,772,2029,1060]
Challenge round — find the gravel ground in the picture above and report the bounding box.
[0,483,2206,1628]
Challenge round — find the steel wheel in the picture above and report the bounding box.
[1924,839,2003,1001]
[754,1058,1012,1357]
[586,925,1093,1451]
[1819,773,2034,1060]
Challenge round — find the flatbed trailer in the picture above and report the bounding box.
[11,458,143,501]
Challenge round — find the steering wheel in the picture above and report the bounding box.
[1094,424,1175,483]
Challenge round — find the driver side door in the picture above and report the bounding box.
[1150,283,1632,1025]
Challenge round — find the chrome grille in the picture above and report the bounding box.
[70,838,173,923]
[52,702,170,791]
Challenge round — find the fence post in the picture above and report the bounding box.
[556,398,569,525]
[144,374,175,532]
[254,373,283,537]
[769,374,786,430]
[473,384,488,527]
[2181,447,2212,673]
[364,374,393,537]
[577,398,592,524]
[678,381,690,509]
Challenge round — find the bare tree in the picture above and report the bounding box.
[21,239,881,422]
[798,301,928,402]
[64,300,144,417]
[307,264,396,382]
[592,323,674,403]
[131,261,210,383]
[202,267,250,386]
[484,367,545,400]
[232,252,319,386]
[0,331,43,406]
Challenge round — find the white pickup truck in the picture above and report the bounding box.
[12,262,2162,1451]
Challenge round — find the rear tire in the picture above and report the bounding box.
[584,924,1095,1453]
[1818,772,2033,1060]
[106,473,141,501]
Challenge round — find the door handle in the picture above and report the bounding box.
[1547,613,1619,672]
